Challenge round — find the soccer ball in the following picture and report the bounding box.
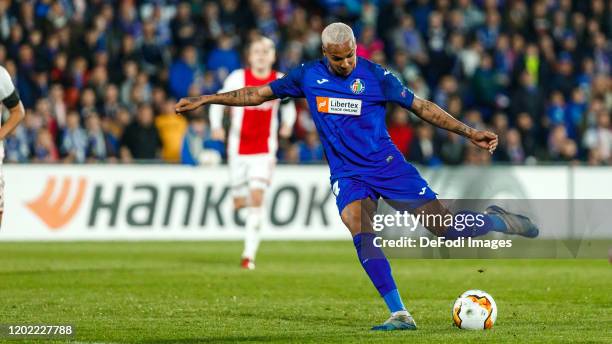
[452,290,497,330]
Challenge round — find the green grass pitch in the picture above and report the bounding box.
[1,241,611,343]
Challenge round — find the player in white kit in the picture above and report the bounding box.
[209,37,296,269]
[0,65,26,227]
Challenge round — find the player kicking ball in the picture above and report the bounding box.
[208,37,296,270]
[0,65,25,228]
[176,23,538,331]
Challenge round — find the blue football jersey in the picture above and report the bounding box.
[269,57,416,179]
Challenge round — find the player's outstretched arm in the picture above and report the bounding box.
[410,96,498,153]
[175,85,278,113]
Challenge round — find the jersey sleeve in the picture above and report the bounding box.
[378,67,415,109]
[269,64,305,98]
[0,66,19,108]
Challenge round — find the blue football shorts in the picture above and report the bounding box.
[331,163,437,215]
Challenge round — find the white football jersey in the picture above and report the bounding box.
[209,68,296,158]
[0,65,16,162]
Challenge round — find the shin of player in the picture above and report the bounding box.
[0,65,25,227]
[208,37,296,269]
[340,196,413,329]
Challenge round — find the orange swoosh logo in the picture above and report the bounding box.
[26,177,87,230]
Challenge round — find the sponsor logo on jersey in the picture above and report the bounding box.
[316,96,362,116]
[350,78,365,94]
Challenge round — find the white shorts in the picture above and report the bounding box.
[229,154,275,198]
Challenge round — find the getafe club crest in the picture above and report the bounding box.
[350,79,365,94]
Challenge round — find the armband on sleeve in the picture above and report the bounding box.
[2,89,20,109]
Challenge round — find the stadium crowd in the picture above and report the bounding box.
[0,0,610,166]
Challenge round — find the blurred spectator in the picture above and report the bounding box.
[387,107,413,156]
[60,111,87,163]
[198,1,222,49]
[516,112,538,161]
[156,100,188,163]
[565,88,587,140]
[102,84,121,120]
[33,129,59,163]
[206,35,241,81]
[504,129,525,165]
[169,46,200,99]
[171,2,196,48]
[390,50,420,84]
[49,84,66,127]
[392,15,428,65]
[120,104,161,162]
[356,26,384,59]
[180,115,224,166]
[281,143,300,164]
[471,53,500,115]
[408,123,441,166]
[510,71,544,119]
[439,131,465,165]
[592,31,611,76]
[552,52,576,98]
[139,20,168,76]
[490,112,509,145]
[548,125,570,160]
[201,71,221,95]
[4,126,30,163]
[583,111,612,165]
[85,114,118,162]
[476,10,501,50]
[79,88,98,118]
[458,0,484,30]
[546,91,566,128]
[433,76,458,111]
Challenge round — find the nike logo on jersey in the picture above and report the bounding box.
[317,78,329,84]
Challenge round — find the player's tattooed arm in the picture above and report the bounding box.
[410,97,474,137]
[175,86,277,113]
[410,96,498,153]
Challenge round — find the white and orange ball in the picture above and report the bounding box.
[452,290,497,330]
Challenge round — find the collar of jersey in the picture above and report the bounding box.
[322,56,359,80]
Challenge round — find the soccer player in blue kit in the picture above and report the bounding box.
[176,24,538,331]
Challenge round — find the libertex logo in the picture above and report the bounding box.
[26,177,87,230]
[315,96,362,116]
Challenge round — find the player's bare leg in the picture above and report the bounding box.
[241,188,265,270]
[340,198,376,237]
[341,199,417,331]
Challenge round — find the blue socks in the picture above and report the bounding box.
[353,232,405,313]
[382,289,406,313]
[445,211,508,239]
